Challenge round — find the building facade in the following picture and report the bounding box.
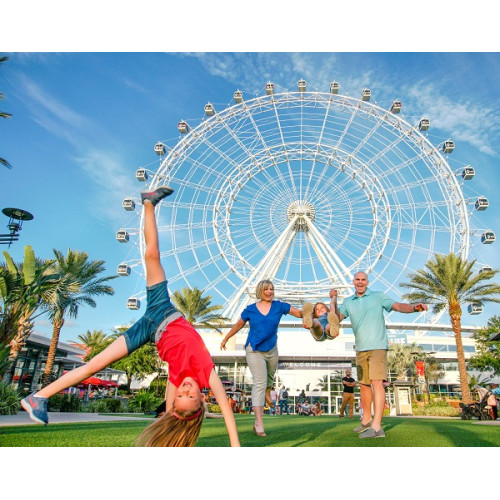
[199,319,498,414]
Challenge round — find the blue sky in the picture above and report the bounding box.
[2,52,500,343]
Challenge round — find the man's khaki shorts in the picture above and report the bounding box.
[356,349,388,385]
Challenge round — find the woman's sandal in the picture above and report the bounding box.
[253,425,267,437]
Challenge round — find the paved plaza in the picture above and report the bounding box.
[0,411,152,427]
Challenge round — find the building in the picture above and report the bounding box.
[6,334,126,393]
[199,318,499,414]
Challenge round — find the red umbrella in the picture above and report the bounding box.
[79,376,105,386]
[101,379,119,387]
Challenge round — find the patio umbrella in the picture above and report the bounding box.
[79,376,104,386]
[101,379,119,387]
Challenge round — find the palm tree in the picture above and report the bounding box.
[400,253,500,404]
[41,248,117,386]
[0,246,61,382]
[425,359,445,398]
[387,343,423,381]
[171,287,229,333]
[0,56,12,169]
[70,329,111,359]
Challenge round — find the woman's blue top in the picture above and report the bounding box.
[241,300,291,352]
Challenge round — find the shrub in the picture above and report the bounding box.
[85,398,126,413]
[149,377,168,398]
[411,405,461,417]
[48,393,82,412]
[0,382,20,415]
[128,390,162,413]
[207,404,221,414]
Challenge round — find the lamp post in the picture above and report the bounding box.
[0,207,34,247]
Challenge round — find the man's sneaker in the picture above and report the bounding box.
[141,186,174,206]
[359,427,386,439]
[21,393,49,425]
[353,420,372,433]
[302,302,314,329]
[326,312,339,339]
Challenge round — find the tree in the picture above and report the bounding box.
[400,253,500,404]
[0,56,12,169]
[469,315,500,375]
[41,248,117,386]
[70,329,110,359]
[387,342,423,381]
[425,359,445,394]
[171,287,229,333]
[111,342,161,393]
[467,372,492,392]
[0,246,60,382]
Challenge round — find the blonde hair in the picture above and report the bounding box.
[313,302,330,317]
[136,404,205,447]
[255,280,274,300]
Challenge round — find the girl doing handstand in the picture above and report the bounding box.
[21,187,240,447]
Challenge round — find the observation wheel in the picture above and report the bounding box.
[117,80,490,323]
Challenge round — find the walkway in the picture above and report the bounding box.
[0,411,152,427]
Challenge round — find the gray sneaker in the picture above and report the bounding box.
[21,393,49,425]
[141,186,174,206]
[359,427,386,439]
[353,420,372,433]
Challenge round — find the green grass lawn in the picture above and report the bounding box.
[0,414,498,447]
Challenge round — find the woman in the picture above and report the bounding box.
[220,280,303,436]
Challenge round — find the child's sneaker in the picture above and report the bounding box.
[141,186,174,206]
[21,393,49,425]
[302,302,314,329]
[326,312,339,339]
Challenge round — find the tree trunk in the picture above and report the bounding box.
[42,317,64,387]
[450,312,472,404]
[3,316,34,385]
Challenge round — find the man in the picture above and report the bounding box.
[332,271,427,438]
[279,386,290,415]
[301,399,313,415]
[339,369,356,419]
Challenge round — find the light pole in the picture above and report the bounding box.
[0,207,34,246]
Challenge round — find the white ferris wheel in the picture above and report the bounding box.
[117,80,494,323]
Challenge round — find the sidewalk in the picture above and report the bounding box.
[0,411,152,427]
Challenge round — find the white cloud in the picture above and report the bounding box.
[15,74,139,223]
[75,149,140,221]
[17,74,94,141]
[190,53,500,156]
[403,83,499,156]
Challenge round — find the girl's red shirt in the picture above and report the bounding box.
[156,316,215,389]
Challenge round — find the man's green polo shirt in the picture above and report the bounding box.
[339,288,395,351]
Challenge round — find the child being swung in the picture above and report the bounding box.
[302,299,339,342]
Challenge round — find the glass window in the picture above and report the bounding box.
[434,344,448,352]
[418,344,433,352]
